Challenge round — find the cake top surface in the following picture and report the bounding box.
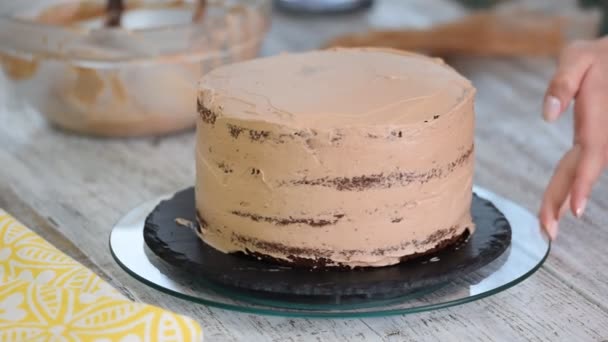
[199,48,474,128]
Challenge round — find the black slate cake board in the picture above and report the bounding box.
[143,188,511,303]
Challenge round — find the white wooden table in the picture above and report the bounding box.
[1,0,608,340]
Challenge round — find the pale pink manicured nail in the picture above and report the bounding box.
[543,96,561,122]
[576,198,587,218]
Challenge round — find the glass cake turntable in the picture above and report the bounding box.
[110,186,549,318]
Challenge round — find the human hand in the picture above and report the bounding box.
[540,38,608,240]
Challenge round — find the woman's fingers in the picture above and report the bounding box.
[540,147,579,240]
[569,64,608,216]
[560,195,571,219]
[543,41,595,122]
[570,148,604,217]
[539,39,608,240]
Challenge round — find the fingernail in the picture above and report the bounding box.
[545,220,558,240]
[576,198,587,218]
[543,96,561,122]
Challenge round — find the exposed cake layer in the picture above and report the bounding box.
[195,48,476,267]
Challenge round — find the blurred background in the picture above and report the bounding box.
[0,0,603,138]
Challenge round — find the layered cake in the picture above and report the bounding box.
[195,48,476,268]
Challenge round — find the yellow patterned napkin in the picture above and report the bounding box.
[0,209,203,342]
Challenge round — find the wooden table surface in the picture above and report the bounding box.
[1,0,607,341]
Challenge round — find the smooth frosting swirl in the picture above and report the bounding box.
[199,48,472,128]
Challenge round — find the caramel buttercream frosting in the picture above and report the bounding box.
[195,48,476,268]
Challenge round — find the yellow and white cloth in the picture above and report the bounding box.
[0,209,203,342]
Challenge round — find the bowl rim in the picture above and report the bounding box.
[0,0,271,66]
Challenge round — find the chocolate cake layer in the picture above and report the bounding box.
[195,48,476,268]
[195,213,469,268]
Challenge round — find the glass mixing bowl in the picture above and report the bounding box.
[0,0,271,137]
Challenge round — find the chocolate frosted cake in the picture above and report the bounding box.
[195,48,476,268]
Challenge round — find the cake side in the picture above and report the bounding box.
[195,48,475,268]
